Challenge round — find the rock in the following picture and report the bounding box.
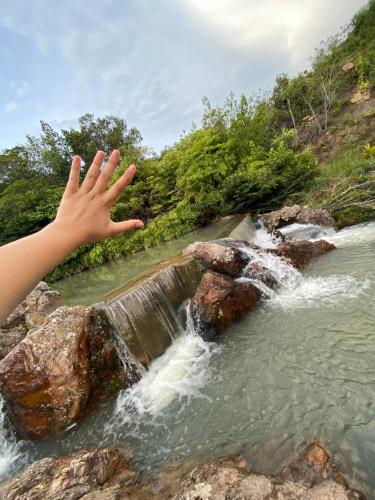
[243,262,279,290]
[261,204,302,231]
[172,444,364,500]
[183,241,250,278]
[190,271,261,340]
[0,448,137,500]
[296,208,335,227]
[342,62,355,72]
[24,282,64,330]
[0,443,364,499]
[0,306,128,439]
[0,282,64,360]
[269,239,336,270]
[261,205,335,232]
[351,89,371,104]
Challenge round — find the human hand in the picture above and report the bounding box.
[52,150,144,247]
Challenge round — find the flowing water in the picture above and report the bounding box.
[1,220,375,497]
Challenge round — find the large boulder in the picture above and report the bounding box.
[269,239,336,270]
[0,306,130,440]
[0,448,137,500]
[261,205,335,232]
[0,282,64,360]
[190,271,261,340]
[183,241,249,278]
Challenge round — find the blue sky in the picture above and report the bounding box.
[0,0,368,153]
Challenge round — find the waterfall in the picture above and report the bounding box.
[102,256,204,367]
[0,395,30,481]
[228,214,257,241]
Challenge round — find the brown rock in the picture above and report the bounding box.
[269,239,336,270]
[0,448,137,500]
[0,282,64,360]
[190,271,261,340]
[261,205,335,232]
[261,205,302,231]
[342,62,355,72]
[243,261,279,290]
[0,306,127,439]
[0,444,365,499]
[296,208,335,227]
[183,241,249,278]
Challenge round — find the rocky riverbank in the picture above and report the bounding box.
[0,443,365,499]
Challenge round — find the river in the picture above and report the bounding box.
[1,220,375,497]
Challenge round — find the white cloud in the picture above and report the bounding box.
[5,101,18,113]
[16,81,30,97]
[183,0,368,70]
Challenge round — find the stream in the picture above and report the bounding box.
[1,220,375,497]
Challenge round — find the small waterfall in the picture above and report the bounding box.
[107,303,219,428]
[229,214,257,241]
[0,395,30,480]
[102,256,204,366]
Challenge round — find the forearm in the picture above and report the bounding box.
[0,222,78,323]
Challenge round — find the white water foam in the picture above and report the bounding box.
[108,317,219,429]
[252,221,280,248]
[279,223,336,241]
[326,221,375,247]
[239,226,370,309]
[270,275,370,310]
[0,395,30,480]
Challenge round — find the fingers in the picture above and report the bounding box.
[109,219,144,236]
[93,149,121,194]
[105,164,137,205]
[65,156,81,194]
[81,150,105,192]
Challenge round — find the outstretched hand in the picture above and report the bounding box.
[0,149,144,323]
[53,150,144,246]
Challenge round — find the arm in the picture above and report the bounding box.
[0,150,144,323]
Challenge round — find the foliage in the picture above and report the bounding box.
[363,144,375,158]
[1,1,375,280]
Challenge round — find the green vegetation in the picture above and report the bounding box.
[1,0,375,280]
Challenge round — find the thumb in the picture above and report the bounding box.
[109,219,144,236]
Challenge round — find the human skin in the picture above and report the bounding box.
[0,149,144,323]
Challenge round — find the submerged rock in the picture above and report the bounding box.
[269,239,336,270]
[0,282,64,360]
[0,306,127,439]
[190,271,261,340]
[261,205,335,231]
[0,443,364,499]
[183,241,250,278]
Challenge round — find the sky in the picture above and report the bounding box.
[0,0,369,153]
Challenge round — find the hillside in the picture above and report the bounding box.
[0,1,374,280]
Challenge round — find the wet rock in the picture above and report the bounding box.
[0,306,127,439]
[0,282,64,360]
[0,448,137,500]
[243,261,279,290]
[190,271,261,340]
[183,241,250,278]
[261,205,335,231]
[269,239,336,270]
